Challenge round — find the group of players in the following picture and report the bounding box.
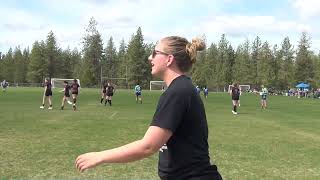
[39,78,268,114]
[40,78,143,111]
[100,81,143,106]
[229,82,268,115]
[40,78,80,111]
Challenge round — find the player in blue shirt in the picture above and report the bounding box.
[203,86,208,99]
[260,85,268,109]
[134,83,142,104]
[1,80,8,92]
[196,85,201,94]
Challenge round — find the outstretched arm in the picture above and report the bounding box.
[75,126,172,172]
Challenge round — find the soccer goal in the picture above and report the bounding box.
[150,81,166,91]
[51,78,81,88]
[228,84,251,92]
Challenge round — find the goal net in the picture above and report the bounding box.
[228,84,250,93]
[51,78,81,88]
[150,81,166,90]
[101,77,128,89]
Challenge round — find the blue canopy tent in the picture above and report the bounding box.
[296,82,310,89]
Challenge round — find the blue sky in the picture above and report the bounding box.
[0,0,319,53]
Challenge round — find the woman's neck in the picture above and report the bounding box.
[162,69,184,87]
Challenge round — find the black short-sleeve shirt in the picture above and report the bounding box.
[106,85,114,94]
[64,84,70,96]
[231,87,240,100]
[71,83,80,94]
[151,75,221,180]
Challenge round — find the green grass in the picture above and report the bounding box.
[0,88,319,180]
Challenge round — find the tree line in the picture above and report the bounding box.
[0,17,319,90]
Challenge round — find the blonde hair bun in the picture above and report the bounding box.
[186,37,206,63]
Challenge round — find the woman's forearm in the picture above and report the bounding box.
[100,139,157,163]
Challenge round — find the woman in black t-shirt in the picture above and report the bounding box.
[229,83,240,115]
[40,78,53,110]
[60,81,72,110]
[105,82,115,106]
[100,80,108,104]
[71,79,80,111]
[75,36,222,180]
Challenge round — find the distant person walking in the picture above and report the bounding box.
[260,85,268,109]
[71,79,80,111]
[40,78,53,110]
[229,82,240,115]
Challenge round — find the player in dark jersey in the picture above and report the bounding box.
[76,36,222,180]
[100,80,108,104]
[71,79,80,111]
[60,81,72,110]
[105,82,115,106]
[40,78,53,110]
[229,82,240,114]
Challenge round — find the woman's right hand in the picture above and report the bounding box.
[75,152,103,172]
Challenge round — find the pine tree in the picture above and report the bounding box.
[295,32,314,84]
[2,48,14,83]
[81,17,104,86]
[251,36,262,86]
[234,39,251,85]
[117,39,129,87]
[127,27,150,87]
[13,47,24,84]
[27,41,47,83]
[45,31,59,79]
[278,37,294,89]
[103,37,118,80]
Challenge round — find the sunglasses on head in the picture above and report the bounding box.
[151,49,170,58]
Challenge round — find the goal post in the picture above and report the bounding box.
[150,81,166,91]
[101,77,128,89]
[228,84,250,92]
[51,78,81,88]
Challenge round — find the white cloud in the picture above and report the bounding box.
[0,0,319,53]
[290,0,320,19]
[197,15,312,35]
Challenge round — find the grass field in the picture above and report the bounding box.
[0,87,319,180]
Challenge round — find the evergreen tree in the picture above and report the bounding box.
[70,48,82,79]
[315,52,320,87]
[191,47,207,87]
[127,27,150,87]
[251,36,262,86]
[295,32,314,84]
[217,34,229,90]
[45,31,59,79]
[205,43,219,90]
[13,47,24,83]
[234,39,251,85]
[278,37,294,89]
[2,48,14,83]
[27,41,47,83]
[258,41,274,86]
[22,48,30,83]
[58,48,74,78]
[117,39,129,87]
[81,17,104,86]
[225,45,235,85]
[103,37,118,80]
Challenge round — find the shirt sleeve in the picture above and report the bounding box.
[151,91,188,133]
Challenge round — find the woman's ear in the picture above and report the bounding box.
[166,55,175,67]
